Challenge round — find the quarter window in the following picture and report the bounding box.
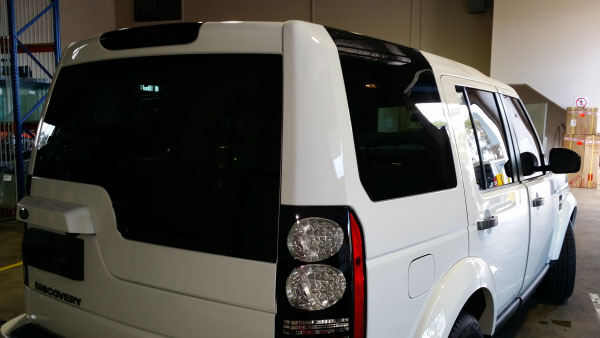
[339,54,457,201]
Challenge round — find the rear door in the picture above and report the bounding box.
[21,23,282,338]
[499,93,557,289]
[441,77,529,314]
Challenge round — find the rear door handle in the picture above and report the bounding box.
[532,197,544,207]
[477,215,498,230]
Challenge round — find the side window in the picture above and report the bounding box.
[339,55,457,201]
[456,88,484,189]
[459,87,514,190]
[502,95,544,179]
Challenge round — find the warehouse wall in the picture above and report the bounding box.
[491,0,600,109]
[60,0,116,49]
[114,0,493,75]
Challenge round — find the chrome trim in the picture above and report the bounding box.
[283,318,350,335]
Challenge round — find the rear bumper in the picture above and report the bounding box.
[0,314,34,338]
[1,314,26,338]
[1,315,60,338]
[21,287,164,338]
[6,285,276,337]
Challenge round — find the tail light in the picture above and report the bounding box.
[276,206,366,337]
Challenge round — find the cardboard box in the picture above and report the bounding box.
[582,135,600,189]
[566,107,599,135]
[563,134,585,188]
[563,134,600,188]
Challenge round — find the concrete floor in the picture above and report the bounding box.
[0,188,598,336]
[0,217,24,322]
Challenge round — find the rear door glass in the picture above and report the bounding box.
[461,88,514,189]
[35,55,282,263]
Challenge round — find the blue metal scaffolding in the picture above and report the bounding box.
[2,0,60,206]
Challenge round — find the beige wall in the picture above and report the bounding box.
[114,0,493,75]
[420,0,493,76]
[60,0,116,49]
[312,0,412,45]
[491,0,600,109]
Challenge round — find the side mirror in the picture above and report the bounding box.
[548,148,581,174]
[520,152,539,176]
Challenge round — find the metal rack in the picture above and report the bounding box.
[0,0,60,209]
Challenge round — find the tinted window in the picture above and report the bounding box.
[35,55,282,263]
[464,88,514,189]
[338,55,456,201]
[503,95,544,179]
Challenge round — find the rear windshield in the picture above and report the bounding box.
[35,55,282,263]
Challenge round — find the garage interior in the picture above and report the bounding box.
[1,0,600,337]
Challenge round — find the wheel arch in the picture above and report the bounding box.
[549,192,577,260]
[413,257,497,337]
[461,287,495,334]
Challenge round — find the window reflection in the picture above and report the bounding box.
[37,122,55,149]
[415,103,446,128]
[470,103,507,162]
[456,91,482,186]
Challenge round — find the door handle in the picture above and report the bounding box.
[477,215,498,230]
[532,197,545,207]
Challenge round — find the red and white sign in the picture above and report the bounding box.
[575,96,588,107]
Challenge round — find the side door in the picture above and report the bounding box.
[498,91,557,289]
[440,76,529,314]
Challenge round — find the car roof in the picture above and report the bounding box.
[422,51,516,95]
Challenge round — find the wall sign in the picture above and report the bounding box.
[575,96,588,107]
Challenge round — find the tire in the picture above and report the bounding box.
[449,312,483,338]
[540,223,576,302]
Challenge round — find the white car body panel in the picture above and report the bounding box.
[1,20,578,338]
[62,22,283,67]
[282,21,470,336]
[281,21,354,206]
[520,175,557,289]
[469,184,529,313]
[18,195,95,234]
[24,178,275,337]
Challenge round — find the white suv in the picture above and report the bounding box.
[1,21,580,338]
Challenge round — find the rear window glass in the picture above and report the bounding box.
[34,55,282,263]
[338,55,457,201]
